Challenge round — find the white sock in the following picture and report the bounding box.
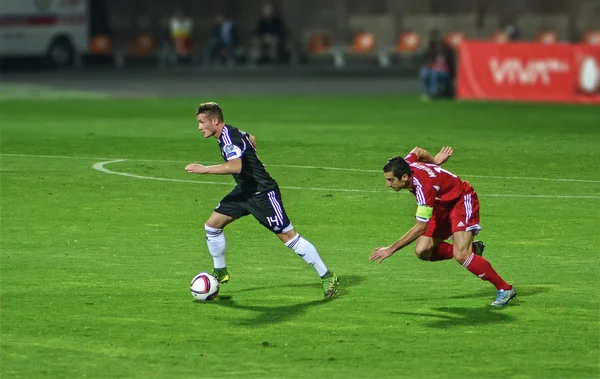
[205,224,226,269]
[285,234,329,277]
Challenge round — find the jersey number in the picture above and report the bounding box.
[431,165,457,178]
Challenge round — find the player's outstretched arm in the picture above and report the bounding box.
[433,146,453,166]
[369,221,428,263]
[185,158,242,175]
[411,146,453,166]
[411,147,436,164]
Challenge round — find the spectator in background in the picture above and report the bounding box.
[209,12,239,65]
[420,33,455,101]
[255,3,288,64]
[169,9,194,63]
[504,23,521,41]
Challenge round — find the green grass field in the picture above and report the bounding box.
[1,96,599,378]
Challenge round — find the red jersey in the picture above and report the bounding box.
[404,153,474,221]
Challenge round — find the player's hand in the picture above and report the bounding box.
[370,247,395,264]
[434,146,453,165]
[185,163,209,174]
[248,134,257,149]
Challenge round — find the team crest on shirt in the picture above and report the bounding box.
[223,144,239,159]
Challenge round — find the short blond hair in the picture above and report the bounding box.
[195,102,224,122]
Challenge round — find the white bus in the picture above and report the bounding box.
[0,0,89,68]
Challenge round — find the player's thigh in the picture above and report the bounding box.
[423,207,453,241]
[450,192,481,236]
[206,211,235,230]
[208,188,249,228]
[247,188,293,235]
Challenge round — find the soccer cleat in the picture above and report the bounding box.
[473,240,486,256]
[211,269,230,284]
[321,273,339,298]
[491,287,517,307]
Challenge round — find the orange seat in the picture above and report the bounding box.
[537,31,557,44]
[491,31,509,43]
[132,34,155,55]
[351,32,375,53]
[396,32,421,53]
[90,34,111,54]
[583,31,600,45]
[444,32,465,49]
[307,33,331,53]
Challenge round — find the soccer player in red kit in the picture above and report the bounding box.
[370,146,516,306]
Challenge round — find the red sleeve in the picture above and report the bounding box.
[413,176,437,208]
[412,175,438,222]
[404,152,418,164]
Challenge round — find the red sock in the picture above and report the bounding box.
[462,253,512,291]
[429,242,454,261]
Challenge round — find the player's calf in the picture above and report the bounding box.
[284,232,338,298]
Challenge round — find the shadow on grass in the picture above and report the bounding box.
[412,285,551,301]
[229,274,365,297]
[196,275,366,327]
[392,306,515,329]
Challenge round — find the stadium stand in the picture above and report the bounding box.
[490,31,509,43]
[444,31,466,49]
[583,31,600,44]
[537,31,558,44]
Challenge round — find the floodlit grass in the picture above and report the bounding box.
[1,97,599,378]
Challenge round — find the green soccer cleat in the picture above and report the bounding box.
[321,273,339,298]
[473,240,486,256]
[211,268,230,284]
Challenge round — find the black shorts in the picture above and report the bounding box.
[214,187,293,234]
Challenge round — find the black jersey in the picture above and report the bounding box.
[218,124,278,195]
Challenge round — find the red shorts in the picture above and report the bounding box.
[423,192,481,240]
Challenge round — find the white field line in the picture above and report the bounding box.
[3,153,600,184]
[92,160,383,193]
[91,160,600,199]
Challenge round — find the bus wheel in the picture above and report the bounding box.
[47,37,75,68]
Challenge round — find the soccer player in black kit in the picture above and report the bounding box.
[185,102,338,298]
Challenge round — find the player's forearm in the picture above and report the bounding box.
[414,148,436,164]
[205,162,241,175]
[390,223,427,253]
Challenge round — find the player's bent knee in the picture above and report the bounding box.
[453,248,471,263]
[277,229,297,244]
[205,212,233,230]
[414,246,433,261]
[205,220,222,230]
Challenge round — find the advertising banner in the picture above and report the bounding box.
[457,41,600,104]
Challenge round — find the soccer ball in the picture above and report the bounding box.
[190,272,220,301]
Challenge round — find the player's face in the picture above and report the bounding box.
[384,172,410,191]
[196,113,218,138]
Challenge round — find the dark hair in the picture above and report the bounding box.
[383,156,412,179]
[196,102,224,122]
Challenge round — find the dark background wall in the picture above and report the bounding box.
[104,0,600,50]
